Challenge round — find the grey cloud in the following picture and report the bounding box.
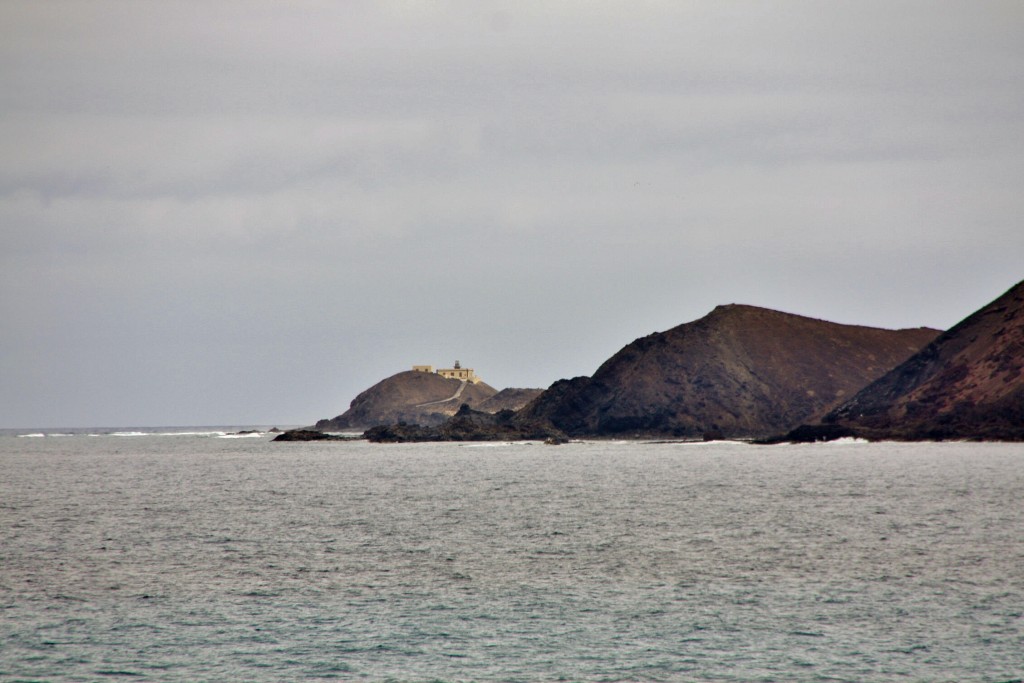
[1,0,1022,427]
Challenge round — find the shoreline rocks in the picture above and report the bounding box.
[364,404,567,443]
[272,429,348,442]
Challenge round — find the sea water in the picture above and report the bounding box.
[1,430,1021,682]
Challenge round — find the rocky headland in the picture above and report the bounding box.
[792,280,1024,441]
[286,281,1024,443]
[513,305,938,439]
[314,369,542,431]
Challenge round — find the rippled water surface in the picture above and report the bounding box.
[2,433,1022,681]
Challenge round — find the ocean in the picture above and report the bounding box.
[1,429,1021,682]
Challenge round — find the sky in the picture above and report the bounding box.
[2,1,1023,428]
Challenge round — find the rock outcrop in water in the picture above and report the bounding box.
[514,305,939,439]
[813,280,1024,441]
[313,369,544,431]
[273,429,348,441]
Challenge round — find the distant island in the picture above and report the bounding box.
[312,361,543,432]
[278,279,1023,443]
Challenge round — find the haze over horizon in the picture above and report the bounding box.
[2,1,1023,428]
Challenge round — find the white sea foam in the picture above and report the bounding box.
[155,431,227,437]
[3,427,298,439]
[820,436,871,445]
[16,432,75,437]
[666,439,748,446]
[110,430,228,437]
[318,432,365,440]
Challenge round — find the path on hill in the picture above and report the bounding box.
[415,380,468,407]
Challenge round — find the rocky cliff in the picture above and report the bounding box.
[516,305,939,439]
[821,280,1024,440]
[315,371,544,431]
[315,370,500,430]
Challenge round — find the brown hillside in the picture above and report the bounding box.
[477,388,544,413]
[315,371,498,430]
[825,280,1024,440]
[517,305,939,439]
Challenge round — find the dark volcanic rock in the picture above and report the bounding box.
[273,429,347,441]
[476,387,545,413]
[759,423,860,444]
[316,371,500,430]
[516,305,939,439]
[702,429,726,442]
[823,280,1024,441]
[365,404,567,443]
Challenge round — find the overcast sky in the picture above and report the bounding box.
[2,1,1022,428]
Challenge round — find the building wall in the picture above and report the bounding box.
[414,362,481,383]
[436,367,480,383]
